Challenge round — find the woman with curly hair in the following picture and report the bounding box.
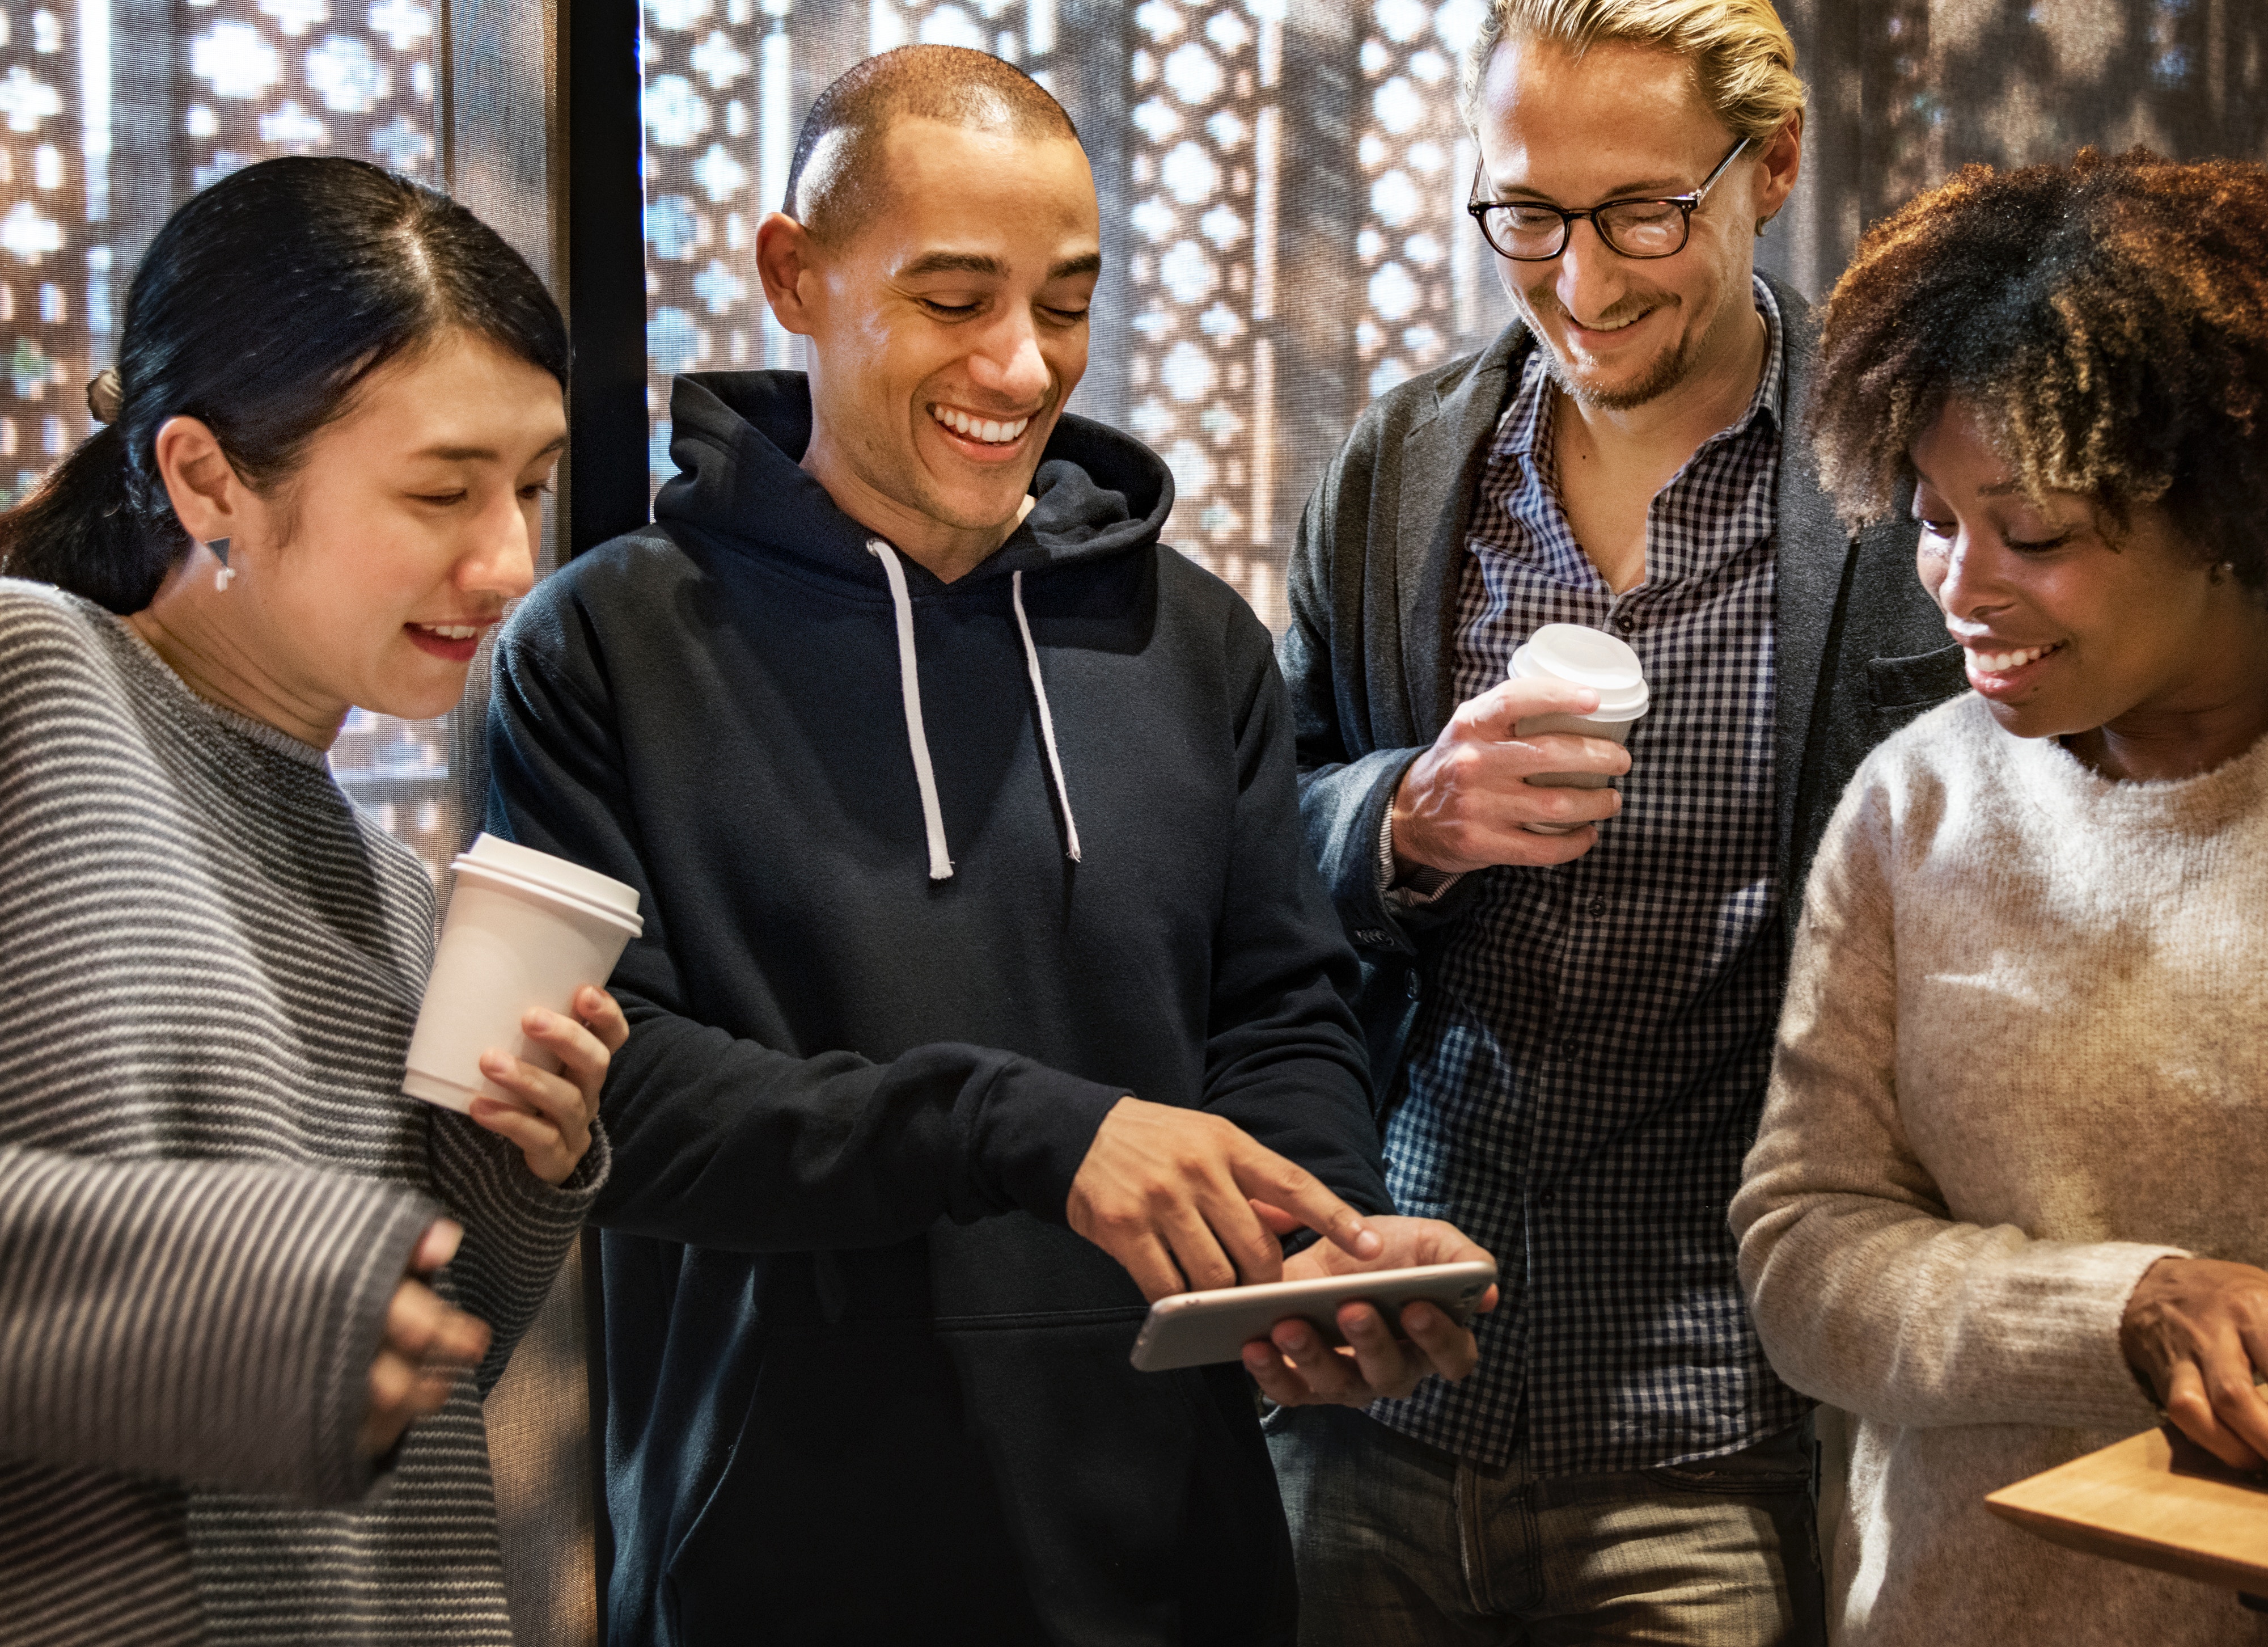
[1731,147,2268,1645]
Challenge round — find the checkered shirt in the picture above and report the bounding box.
[1372,278,1809,1476]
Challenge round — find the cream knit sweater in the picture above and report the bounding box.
[1733,691,2268,1646]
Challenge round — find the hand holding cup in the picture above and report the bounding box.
[1391,677,1630,873]
[403,835,642,1183]
[1391,624,1648,873]
[469,985,629,1185]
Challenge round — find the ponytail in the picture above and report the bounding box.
[0,422,184,614]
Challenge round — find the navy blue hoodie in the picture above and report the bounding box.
[485,373,1391,1646]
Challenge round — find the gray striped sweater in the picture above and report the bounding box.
[0,580,604,1644]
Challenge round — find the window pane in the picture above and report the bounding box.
[3,0,460,887]
[634,1,1515,637]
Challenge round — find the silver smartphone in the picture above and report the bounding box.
[1127,1259,1498,1373]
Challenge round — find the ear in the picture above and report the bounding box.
[755,213,823,338]
[1754,112,1803,231]
[151,415,248,545]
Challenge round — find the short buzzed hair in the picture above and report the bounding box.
[783,45,1081,244]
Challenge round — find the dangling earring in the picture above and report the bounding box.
[208,537,234,592]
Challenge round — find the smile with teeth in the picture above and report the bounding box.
[413,622,484,640]
[1966,642,2060,674]
[929,403,1031,446]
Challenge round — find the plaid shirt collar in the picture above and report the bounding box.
[1488,276,1785,585]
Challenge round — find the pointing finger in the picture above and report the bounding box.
[1231,1147,1379,1261]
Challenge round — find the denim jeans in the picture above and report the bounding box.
[1266,1405,1824,1646]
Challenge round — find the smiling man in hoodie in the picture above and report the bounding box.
[486,45,1491,1647]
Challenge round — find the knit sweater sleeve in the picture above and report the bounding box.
[0,585,445,1504]
[0,1147,437,1501]
[424,1111,607,1396]
[1730,753,2181,1433]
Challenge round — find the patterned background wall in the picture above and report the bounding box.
[1771,0,2268,303]
[0,0,452,869]
[633,0,2268,638]
[1,0,2265,884]
[637,0,1522,631]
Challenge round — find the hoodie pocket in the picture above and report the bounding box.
[662,1323,1048,1647]
[936,1315,1297,1647]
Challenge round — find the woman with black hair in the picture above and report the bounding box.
[0,155,624,1644]
[1732,147,2268,1644]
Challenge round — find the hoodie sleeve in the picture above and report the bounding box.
[484,581,1128,1253]
[1192,612,1394,1218]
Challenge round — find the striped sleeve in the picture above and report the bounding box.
[0,1146,438,1504]
[0,1462,198,1645]
[426,1110,607,1396]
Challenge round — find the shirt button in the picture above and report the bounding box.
[1613,611,1636,633]
[1404,969,1422,1000]
[1587,897,1607,917]
[1556,1038,1577,1060]
[1537,1190,1558,1210]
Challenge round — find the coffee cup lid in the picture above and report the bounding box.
[457,833,642,920]
[1509,624,1649,717]
[451,862,644,937]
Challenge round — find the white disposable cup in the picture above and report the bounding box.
[401,834,642,1113]
[1509,624,1650,836]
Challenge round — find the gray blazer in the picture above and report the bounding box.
[1280,275,1965,1091]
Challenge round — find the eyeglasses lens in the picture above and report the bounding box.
[1597,203,1686,256]
[1478,202,1690,261]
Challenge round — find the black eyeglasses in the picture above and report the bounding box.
[1466,137,1750,261]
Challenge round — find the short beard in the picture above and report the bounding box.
[1527,292,1695,411]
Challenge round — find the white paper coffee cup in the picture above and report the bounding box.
[1509,624,1649,835]
[401,834,642,1113]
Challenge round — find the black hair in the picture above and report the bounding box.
[782,44,1080,244]
[1813,147,2268,594]
[0,155,569,613]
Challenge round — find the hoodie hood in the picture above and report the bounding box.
[654,371,1174,591]
[654,370,1175,883]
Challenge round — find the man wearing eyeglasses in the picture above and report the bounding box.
[1264,2,1961,1642]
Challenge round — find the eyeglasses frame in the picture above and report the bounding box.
[1465,135,1754,262]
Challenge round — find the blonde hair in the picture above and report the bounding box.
[1462,0,1806,145]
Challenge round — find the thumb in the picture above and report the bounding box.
[1468,676,1601,738]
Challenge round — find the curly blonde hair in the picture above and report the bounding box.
[1810,147,2268,592]
[1461,0,1806,145]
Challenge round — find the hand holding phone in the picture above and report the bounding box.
[1129,1258,1496,1372]
[1242,1214,1498,1405]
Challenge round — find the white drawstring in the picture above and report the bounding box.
[869,540,954,881]
[1012,569,1082,864]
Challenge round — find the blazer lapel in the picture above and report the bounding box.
[1769,277,1859,872]
[1396,323,1528,740]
